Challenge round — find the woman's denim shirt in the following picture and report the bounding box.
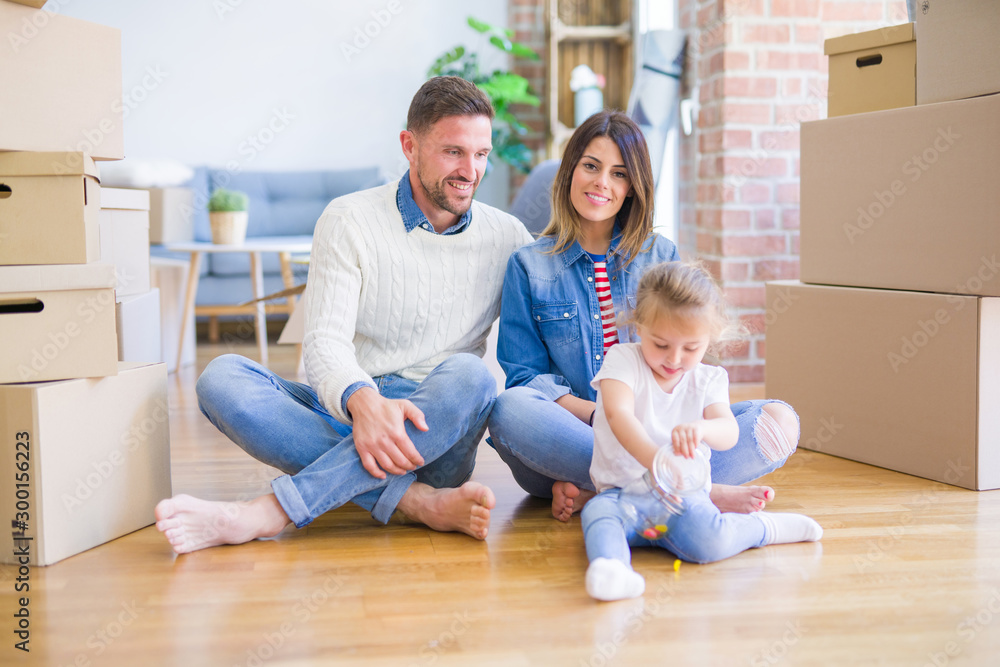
[497,229,680,401]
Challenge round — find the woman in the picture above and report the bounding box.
[487,111,799,521]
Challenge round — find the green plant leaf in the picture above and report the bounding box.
[208,188,249,212]
[489,34,513,54]
[425,18,542,174]
[480,72,540,107]
[427,45,466,77]
[467,17,492,34]
[509,41,541,60]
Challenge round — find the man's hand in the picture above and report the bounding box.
[347,387,428,479]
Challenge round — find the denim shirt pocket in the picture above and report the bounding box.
[532,301,581,347]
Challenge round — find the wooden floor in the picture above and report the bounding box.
[3,342,1000,666]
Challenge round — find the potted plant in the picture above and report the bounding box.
[428,17,541,174]
[207,188,249,244]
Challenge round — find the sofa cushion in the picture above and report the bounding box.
[187,165,386,247]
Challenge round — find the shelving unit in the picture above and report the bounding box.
[546,0,637,157]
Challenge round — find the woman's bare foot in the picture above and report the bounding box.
[710,484,774,514]
[155,493,291,554]
[551,481,596,522]
[397,481,495,539]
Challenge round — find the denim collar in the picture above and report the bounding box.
[396,170,472,235]
[558,223,625,269]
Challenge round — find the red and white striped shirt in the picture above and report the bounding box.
[592,259,619,352]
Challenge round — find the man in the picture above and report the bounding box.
[155,77,533,553]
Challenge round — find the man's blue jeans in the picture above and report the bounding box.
[195,353,495,528]
[486,386,797,496]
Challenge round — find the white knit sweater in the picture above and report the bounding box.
[303,181,533,424]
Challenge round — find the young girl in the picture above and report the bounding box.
[582,261,823,601]
[488,110,797,524]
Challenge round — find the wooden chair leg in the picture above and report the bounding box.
[208,315,219,343]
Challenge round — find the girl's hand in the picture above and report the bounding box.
[671,422,703,459]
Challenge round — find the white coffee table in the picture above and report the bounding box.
[163,237,312,368]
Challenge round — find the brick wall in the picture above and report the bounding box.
[510,0,909,381]
[509,0,549,195]
[678,0,907,381]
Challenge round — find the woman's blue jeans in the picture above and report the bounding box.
[195,353,496,528]
[581,489,767,565]
[486,386,797,497]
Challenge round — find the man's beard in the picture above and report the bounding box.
[417,168,476,217]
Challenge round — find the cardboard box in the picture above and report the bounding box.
[100,187,151,298]
[0,361,171,565]
[0,263,119,383]
[917,0,1000,105]
[149,257,195,373]
[4,1,47,9]
[0,3,123,160]
[801,92,1000,297]
[825,23,915,117]
[277,294,305,345]
[116,288,162,364]
[765,281,999,491]
[147,187,195,244]
[0,152,101,265]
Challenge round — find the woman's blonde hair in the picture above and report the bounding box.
[629,261,744,353]
[541,110,655,269]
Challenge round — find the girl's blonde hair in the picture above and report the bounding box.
[629,261,744,353]
[541,110,655,269]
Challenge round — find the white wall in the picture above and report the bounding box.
[52,0,511,206]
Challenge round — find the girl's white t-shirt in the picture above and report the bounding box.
[589,343,730,492]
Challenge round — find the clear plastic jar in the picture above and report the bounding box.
[617,447,710,540]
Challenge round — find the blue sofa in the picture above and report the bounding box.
[151,166,386,312]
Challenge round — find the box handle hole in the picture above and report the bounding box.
[856,53,883,68]
[0,184,11,200]
[0,299,44,315]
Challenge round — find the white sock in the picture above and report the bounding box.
[585,557,645,601]
[756,512,823,546]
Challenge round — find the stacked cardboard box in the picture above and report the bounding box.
[766,2,1000,491]
[0,3,171,565]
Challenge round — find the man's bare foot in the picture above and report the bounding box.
[397,481,495,539]
[710,484,774,514]
[551,481,596,522]
[155,493,291,554]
